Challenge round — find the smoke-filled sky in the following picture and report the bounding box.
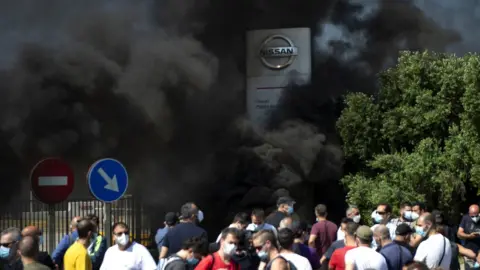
[0,0,479,216]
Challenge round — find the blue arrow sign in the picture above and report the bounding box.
[88,158,128,203]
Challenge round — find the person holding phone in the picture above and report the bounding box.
[457,204,480,267]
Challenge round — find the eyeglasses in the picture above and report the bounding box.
[0,242,12,247]
[113,231,129,237]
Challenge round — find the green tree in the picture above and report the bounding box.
[337,51,480,220]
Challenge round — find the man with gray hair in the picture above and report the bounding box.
[18,236,50,270]
[1,227,22,269]
[374,225,413,270]
[337,206,360,240]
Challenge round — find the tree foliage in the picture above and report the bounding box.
[337,51,480,219]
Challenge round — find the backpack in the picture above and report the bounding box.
[157,255,183,270]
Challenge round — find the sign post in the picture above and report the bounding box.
[30,158,75,253]
[87,158,128,247]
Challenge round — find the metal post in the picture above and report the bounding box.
[48,205,55,254]
[104,203,112,247]
[30,191,33,215]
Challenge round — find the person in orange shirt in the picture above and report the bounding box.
[64,219,94,270]
[195,228,240,270]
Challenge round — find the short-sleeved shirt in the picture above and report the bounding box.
[23,262,51,270]
[414,234,451,269]
[459,215,480,252]
[380,242,413,270]
[265,211,287,229]
[100,242,157,270]
[162,222,207,256]
[329,246,356,270]
[310,220,337,257]
[64,242,93,270]
[195,252,239,270]
[163,255,188,270]
[324,240,345,260]
[344,246,387,270]
[155,227,171,248]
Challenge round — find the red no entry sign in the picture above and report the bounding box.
[30,158,74,204]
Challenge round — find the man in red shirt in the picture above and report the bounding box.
[329,221,359,270]
[195,228,240,270]
[308,204,338,257]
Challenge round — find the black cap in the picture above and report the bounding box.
[277,196,295,206]
[164,212,178,226]
[395,223,414,236]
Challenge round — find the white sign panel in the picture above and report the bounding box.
[246,28,311,127]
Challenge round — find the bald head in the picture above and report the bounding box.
[279,217,294,230]
[22,226,40,238]
[18,236,39,259]
[373,225,390,240]
[469,205,479,216]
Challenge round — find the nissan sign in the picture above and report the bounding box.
[259,34,298,70]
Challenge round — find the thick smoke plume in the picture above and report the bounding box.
[0,0,478,230]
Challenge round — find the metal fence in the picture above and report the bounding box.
[0,195,151,253]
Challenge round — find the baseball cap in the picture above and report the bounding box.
[277,196,295,206]
[356,225,373,241]
[395,223,414,236]
[164,212,178,225]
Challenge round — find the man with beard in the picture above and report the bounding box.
[413,213,452,269]
[64,219,94,270]
[195,228,240,270]
[100,222,156,270]
[252,230,290,270]
[457,204,480,268]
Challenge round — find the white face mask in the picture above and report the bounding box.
[115,233,129,246]
[473,216,480,223]
[352,215,361,223]
[223,243,237,256]
[197,210,204,223]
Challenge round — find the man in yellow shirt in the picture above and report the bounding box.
[64,219,94,270]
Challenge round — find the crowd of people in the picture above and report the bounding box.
[2,197,480,270]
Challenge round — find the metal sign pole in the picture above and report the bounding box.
[104,203,112,247]
[48,205,55,253]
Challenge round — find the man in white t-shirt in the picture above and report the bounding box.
[277,228,312,270]
[413,213,452,269]
[215,212,249,243]
[344,225,387,270]
[245,209,277,236]
[100,222,157,270]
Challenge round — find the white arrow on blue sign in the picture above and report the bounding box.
[87,158,128,203]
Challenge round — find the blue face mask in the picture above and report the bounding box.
[287,206,294,215]
[374,215,383,224]
[0,246,10,258]
[187,257,199,265]
[415,226,426,237]
[257,250,268,260]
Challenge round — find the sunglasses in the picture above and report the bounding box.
[377,212,386,215]
[0,242,12,247]
[113,231,129,237]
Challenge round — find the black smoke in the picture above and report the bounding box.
[0,0,478,234]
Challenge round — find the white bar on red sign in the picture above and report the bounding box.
[38,176,68,186]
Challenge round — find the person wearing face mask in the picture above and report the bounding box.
[370,204,398,251]
[195,228,240,270]
[391,203,418,227]
[246,209,277,236]
[265,197,296,229]
[413,213,452,269]
[160,203,208,260]
[344,226,387,270]
[20,226,55,269]
[100,222,156,270]
[230,230,260,270]
[215,213,249,243]
[337,206,361,241]
[308,204,337,258]
[252,230,292,270]
[64,219,95,270]
[277,228,312,270]
[0,227,21,270]
[159,237,205,270]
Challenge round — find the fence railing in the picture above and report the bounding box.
[0,196,151,253]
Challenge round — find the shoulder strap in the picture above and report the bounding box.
[161,255,182,270]
[379,252,391,270]
[396,244,403,270]
[438,237,446,267]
